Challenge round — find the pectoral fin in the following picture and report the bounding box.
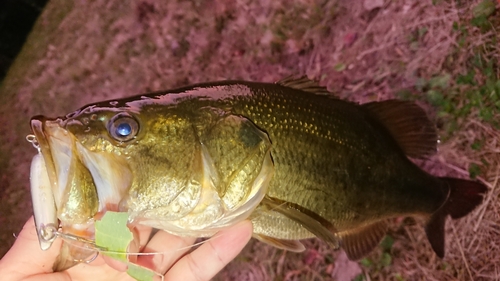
[253,233,305,252]
[261,196,340,249]
[336,220,388,260]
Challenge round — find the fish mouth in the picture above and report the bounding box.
[30,118,56,192]
[30,116,76,250]
[29,116,133,252]
[31,117,73,208]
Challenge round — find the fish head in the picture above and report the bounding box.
[29,94,273,262]
[29,99,207,268]
[29,100,197,226]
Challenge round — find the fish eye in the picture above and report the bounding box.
[108,114,139,142]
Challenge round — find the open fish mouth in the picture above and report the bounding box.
[29,117,72,250]
[31,118,77,211]
[29,116,133,251]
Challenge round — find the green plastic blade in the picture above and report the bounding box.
[95,211,160,281]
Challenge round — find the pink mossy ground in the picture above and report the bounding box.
[0,0,498,280]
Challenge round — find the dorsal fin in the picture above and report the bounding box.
[261,196,340,249]
[277,75,331,95]
[362,100,438,158]
[337,220,388,260]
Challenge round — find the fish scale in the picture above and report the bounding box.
[227,85,418,223]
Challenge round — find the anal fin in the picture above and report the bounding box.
[261,196,340,249]
[337,220,388,260]
[253,233,305,252]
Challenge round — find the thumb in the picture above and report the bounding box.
[0,216,70,281]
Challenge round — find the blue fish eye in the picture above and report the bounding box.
[108,114,139,142]
[116,122,132,137]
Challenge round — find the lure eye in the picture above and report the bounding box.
[108,114,139,142]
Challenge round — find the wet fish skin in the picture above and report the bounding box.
[29,77,487,268]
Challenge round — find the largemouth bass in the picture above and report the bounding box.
[28,77,486,270]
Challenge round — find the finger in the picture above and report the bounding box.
[137,230,196,274]
[101,224,154,272]
[164,220,253,281]
[23,272,71,281]
[0,216,70,281]
[132,224,155,251]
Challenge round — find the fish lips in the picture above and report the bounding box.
[31,116,76,208]
[30,115,133,227]
[30,117,57,189]
[30,116,97,250]
[30,116,72,250]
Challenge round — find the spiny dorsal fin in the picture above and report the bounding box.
[262,196,340,249]
[337,220,388,261]
[277,75,331,95]
[253,233,306,252]
[362,100,438,158]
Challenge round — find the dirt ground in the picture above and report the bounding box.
[0,0,498,280]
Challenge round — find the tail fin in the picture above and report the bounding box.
[425,177,487,258]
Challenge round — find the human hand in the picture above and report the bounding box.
[0,216,253,281]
